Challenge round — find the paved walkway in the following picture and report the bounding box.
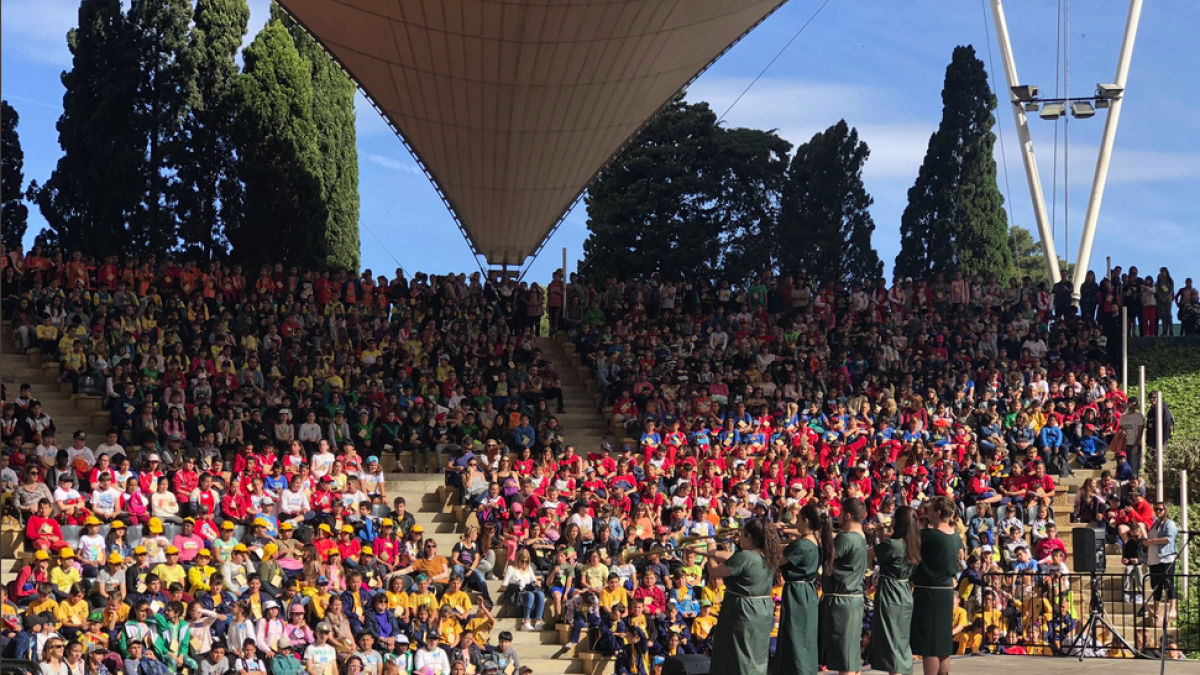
[923,654,1199,674]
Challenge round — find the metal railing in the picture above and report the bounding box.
[972,571,1157,657]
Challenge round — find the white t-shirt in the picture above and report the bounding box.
[79,534,107,564]
[312,453,335,478]
[304,644,338,675]
[54,487,83,505]
[92,487,125,516]
[278,490,310,516]
[414,648,451,675]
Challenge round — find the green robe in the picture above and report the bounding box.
[869,539,915,674]
[709,549,775,675]
[776,538,820,675]
[910,529,963,657]
[819,531,866,672]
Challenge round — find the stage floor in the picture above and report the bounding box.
[909,655,1200,674]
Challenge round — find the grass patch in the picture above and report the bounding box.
[1129,345,1200,502]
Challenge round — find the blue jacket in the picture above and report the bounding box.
[1038,426,1064,448]
[362,608,407,641]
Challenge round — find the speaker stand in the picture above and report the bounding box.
[1071,573,1143,661]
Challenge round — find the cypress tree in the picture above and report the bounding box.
[226,19,326,268]
[128,0,195,255]
[895,45,1012,281]
[274,5,360,271]
[31,0,143,255]
[175,0,249,257]
[777,120,882,285]
[1,100,29,249]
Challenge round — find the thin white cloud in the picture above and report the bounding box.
[364,153,423,176]
[688,77,935,181]
[1,0,78,67]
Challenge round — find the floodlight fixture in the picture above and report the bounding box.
[1095,84,1124,100]
[1071,101,1096,119]
[1024,102,1040,112]
[1011,85,1040,102]
[1095,99,1111,110]
[1039,103,1066,120]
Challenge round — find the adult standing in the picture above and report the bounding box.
[1156,268,1175,337]
[870,506,921,675]
[1146,501,1179,622]
[911,497,963,675]
[706,518,781,675]
[1118,401,1145,477]
[820,498,868,675]
[777,504,832,675]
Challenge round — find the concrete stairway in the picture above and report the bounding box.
[539,334,612,454]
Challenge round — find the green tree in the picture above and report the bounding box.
[583,98,727,280]
[31,0,143,255]
[175,0,249,257]
[1,100,29,249]
[225,19,326,269]
[292,25,360,271]
[710,125,791,279]
[583,97,789,281]
[777,120,882,285]
[128,0,195,255]
[895,45,1013,282]
[1008,225,1072,283]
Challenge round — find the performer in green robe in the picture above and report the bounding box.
[777,504,832,675]
[820,498,868,675]
[869,505,920,675]
[707,519,783,675]
[911,496,964,675]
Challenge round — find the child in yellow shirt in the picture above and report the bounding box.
[56,584,90,639]
[954,618,985,655]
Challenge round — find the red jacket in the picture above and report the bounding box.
[26,515,63,545]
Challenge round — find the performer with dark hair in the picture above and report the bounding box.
[870,505,922,675]
[705,518,783,675]
[820,498,868,675]
[911,496,964,675]
[777,504,834,675]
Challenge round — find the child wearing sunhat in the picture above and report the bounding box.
[188,549,219,594]
[50,548,83,599]
[142,518,172,564]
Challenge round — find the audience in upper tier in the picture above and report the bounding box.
[0,244,1187,670]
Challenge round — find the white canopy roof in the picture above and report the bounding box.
[277,0,789,266]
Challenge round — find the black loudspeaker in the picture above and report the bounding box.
[1073,525,1106,573]
[661,654,711,675]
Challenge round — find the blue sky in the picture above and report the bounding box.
[3,0,1197,284]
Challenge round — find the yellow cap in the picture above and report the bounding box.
[411,525,424,533]
[110,520,126,530]
[197,549,212,558]
[165,546,180,555]
[340,524,354,534]
[84,516,102,526]
[233,543,249,553]
[263,543,278,557]
[318,524,332,533]
[108,553,124,564]
[362,546,374,555]
[148,518,164,533]
[133,546,148,555]
[221,521,236,530]
[35,550,50,561]
[380,519,394,527]
[253,518,269,528]
[279,522,294,531]
[60,548,76,559]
